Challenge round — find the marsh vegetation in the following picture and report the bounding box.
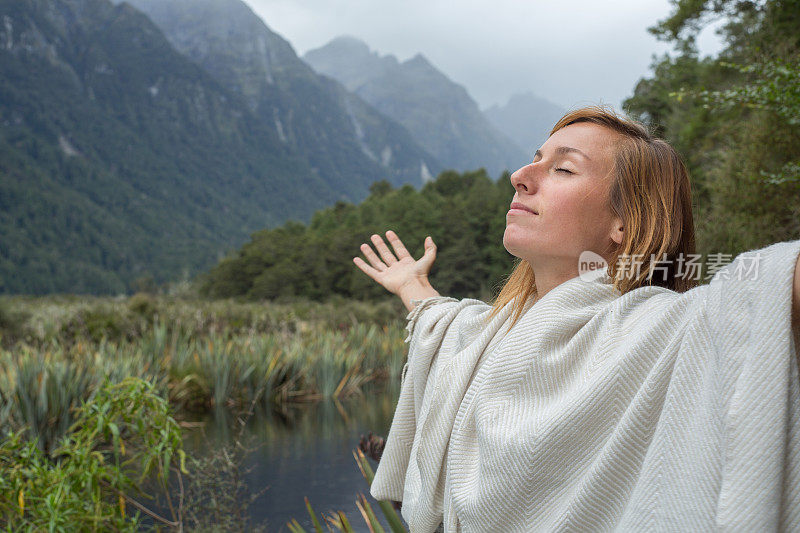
[0,294,409,531]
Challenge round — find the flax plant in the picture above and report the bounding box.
[1,296,409,449]
[0,347,96,453]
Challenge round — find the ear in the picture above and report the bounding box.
[609,217,624,246]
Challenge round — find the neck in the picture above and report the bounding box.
[529,260,581,302]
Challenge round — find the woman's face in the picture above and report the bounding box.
[503,122,623,271]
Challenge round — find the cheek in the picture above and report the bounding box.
[547,194,584,228]
[548,191,609,241]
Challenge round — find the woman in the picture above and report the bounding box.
[353,106,800,531]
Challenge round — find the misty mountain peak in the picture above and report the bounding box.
[484,93,565,154]
[404,53,432,68]
[326,35,371,54]
[400,53,445,81]
[305,36,528,176]
[303,37,400,91]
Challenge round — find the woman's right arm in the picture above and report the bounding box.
[353,230,440,312]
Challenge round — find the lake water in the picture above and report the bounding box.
[183,381,403,532]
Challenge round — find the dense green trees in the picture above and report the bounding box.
[624,0,799,256]
[199,170,520,302]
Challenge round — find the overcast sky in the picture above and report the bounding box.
[242,0,726,111]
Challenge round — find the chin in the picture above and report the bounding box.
[502,236,528,260]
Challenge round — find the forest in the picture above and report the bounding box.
[623,0,799,256]
[198,171,519,302]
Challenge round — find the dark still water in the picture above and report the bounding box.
[182,382,404,532]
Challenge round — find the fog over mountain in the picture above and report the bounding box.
[484,93,566,156]
[304,36,529,177]
[242,0,728,111]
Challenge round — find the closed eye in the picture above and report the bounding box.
[555,168,573,174]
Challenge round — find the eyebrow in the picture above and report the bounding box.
[534,146,591,161]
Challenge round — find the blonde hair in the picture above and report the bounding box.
[486,105,697,330]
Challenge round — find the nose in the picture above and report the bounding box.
[510,162,539,194]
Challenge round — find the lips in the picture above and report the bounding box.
[509,202,538,214]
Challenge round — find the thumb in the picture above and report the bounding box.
[423,236,436,257]
[418,237,437,274]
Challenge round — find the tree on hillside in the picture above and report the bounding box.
[624,0,800,256]
[198,169,518,302]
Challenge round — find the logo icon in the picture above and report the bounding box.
[578,251,608,282]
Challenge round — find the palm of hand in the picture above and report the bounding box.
[353,230,436,295]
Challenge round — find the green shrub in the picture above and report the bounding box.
[0,377,187,531]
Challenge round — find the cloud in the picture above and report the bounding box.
[243,0,725,110]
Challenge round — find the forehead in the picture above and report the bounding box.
[545,122,619,164]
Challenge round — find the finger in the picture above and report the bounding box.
[385,230,412,260]
[353,257,382,280]
[371,234,398,265]
[360,243,387,271]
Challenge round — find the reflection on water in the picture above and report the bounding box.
[183,381,403,532]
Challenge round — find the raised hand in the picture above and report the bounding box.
[353,230,437,296]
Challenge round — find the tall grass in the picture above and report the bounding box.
[0,295,408,452]
[0,293,405,348]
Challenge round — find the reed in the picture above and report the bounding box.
[0,293,404,348]
[0,295,408,450]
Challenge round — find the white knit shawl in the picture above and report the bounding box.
[370,239,800,532]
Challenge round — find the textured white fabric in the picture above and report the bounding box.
[371,239,800,532]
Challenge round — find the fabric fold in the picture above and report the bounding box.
[372,240,800,532]
[372,295,512,532]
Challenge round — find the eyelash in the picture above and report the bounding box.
[532,157,574,175]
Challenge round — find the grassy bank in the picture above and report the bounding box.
[0,294,409,452]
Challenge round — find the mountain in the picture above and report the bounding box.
[117,0,440,194]
[303,36,529,177]
[484,92,566,155]
[0,0,352,294]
